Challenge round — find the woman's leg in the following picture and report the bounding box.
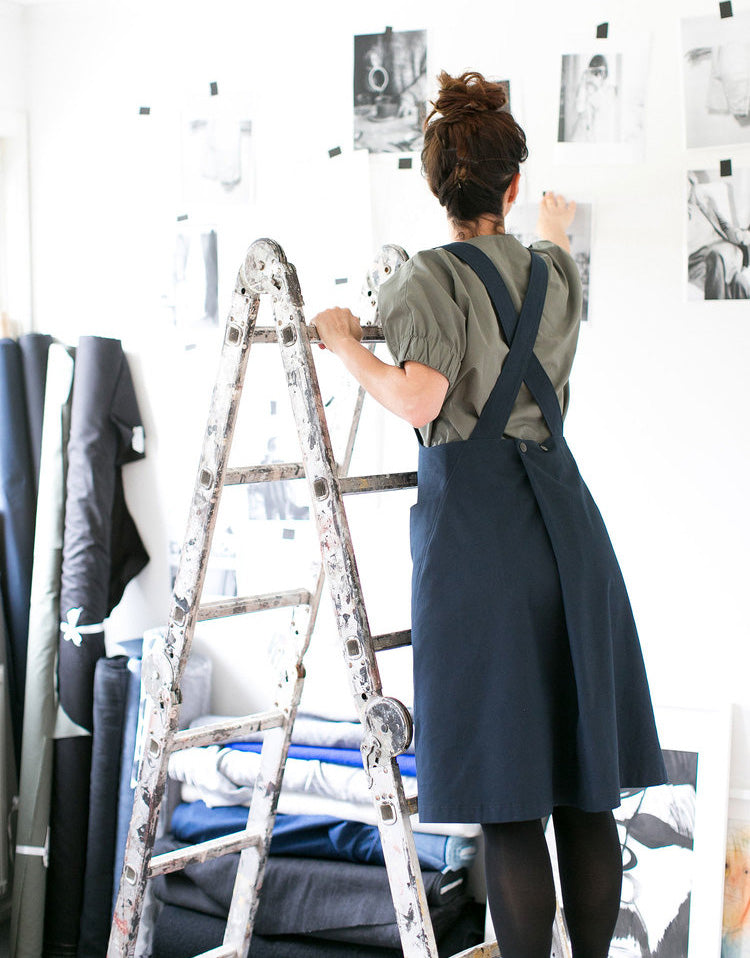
[481,819,556,958]
[552,806,623,958]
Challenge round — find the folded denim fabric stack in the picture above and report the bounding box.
[151,832,485,958]
[153,713,485,956]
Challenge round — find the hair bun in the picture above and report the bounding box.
[429,71,508,123]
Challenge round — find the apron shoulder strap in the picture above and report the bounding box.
[441,242,564,439]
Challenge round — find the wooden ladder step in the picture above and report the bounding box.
[372,629,412,652]
[148,828,263,878]
[172,709,287,751]
[405,794,418,816]
[191,946,238,958]
[338,472,417,495]
[449,943,500,958]
[197,589,311,621]
[251,325,385,344]
[224,464,417,496]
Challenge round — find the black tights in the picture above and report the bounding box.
[482,807,622,958]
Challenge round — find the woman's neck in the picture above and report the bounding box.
[449,214,506,241]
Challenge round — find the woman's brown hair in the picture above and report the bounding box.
[421,71,528,230]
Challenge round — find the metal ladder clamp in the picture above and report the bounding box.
[108,237,572,958]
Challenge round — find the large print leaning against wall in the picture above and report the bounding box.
[687,167,750,300]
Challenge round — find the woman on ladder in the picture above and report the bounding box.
[314,70,667,958]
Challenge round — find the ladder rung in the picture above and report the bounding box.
[372,629,412,652]
[192,948,238,958]
[197,589,311,620]
[449,943,500,958]
[339,472,417,495]
[225,462,306,485]
[252,325,385,344]
[172,708,287,751]
[405,794,419,816]
[148,829,263,878]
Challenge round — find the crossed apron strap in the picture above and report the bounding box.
[441,242,564,440]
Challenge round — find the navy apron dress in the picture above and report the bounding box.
[409,242,667,824]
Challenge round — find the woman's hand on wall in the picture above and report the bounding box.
[536,192,576,253]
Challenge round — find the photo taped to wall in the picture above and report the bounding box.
[506,201,593,322]
[182,95,254,205]
[724,806,750,958]
[353,28,427,153]
[682,11,750,150]
[555,37,649,164]
[687,166,750,300]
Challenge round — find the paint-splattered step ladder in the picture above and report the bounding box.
[108,238,572,958]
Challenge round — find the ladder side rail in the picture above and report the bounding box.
[269,263,439,958]
[108,279,261,957]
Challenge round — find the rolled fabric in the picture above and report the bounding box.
[0,337,36,764]
[18,332,53,492]
[11,342,75,958]
[77,655,130,958]
[112,649,143,910]
[45,337,148,957]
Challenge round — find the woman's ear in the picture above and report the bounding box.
[503,172,521,216]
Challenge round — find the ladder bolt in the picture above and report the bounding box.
[148,738,161,759]
[123,864,137,884]
[226,324,242,345]
[200,468,213,488]
[313,478,329,499]
[281,325,297,346]
[173,606,186,626]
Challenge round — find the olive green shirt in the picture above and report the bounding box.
[378,234,583,445]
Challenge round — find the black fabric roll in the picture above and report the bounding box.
[45,337,148,958]
[18,332,53,492]
[77,655,130,958]
[0,338,36,766]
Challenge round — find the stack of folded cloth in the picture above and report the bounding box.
[152,712,485,957]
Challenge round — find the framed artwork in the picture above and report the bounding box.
[724,796,750,957]
[543,705,730,957]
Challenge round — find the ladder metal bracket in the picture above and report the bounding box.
[361,696,413,785]
[142,648,179,711]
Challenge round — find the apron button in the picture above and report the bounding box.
[519,441,528,453]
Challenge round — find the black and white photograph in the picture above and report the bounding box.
[353,28,427,153]
[507,200,593,321]
[182,96,254,205]
[687,167,750,300]
[556,41,649,163]
[169,223,220,330]
[682,12,750,150]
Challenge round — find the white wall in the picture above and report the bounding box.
[16,0,750,788]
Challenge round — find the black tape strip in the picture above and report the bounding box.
[177,214,189,222]
[596,22,609,38]
[399,157,413,170]
[720,158,733,177]
[328,146,342,158]
[139,107,151,115]
[335,278,348,285]
[210,81,218,96]
[720,1,733,17]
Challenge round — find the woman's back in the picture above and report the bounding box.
[379,233,582,445]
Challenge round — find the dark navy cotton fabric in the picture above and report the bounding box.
[409,243,666,824]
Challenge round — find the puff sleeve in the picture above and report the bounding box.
[377,253,466,388]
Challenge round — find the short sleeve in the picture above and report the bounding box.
[529,240,583,322]
[377,253,466,388]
